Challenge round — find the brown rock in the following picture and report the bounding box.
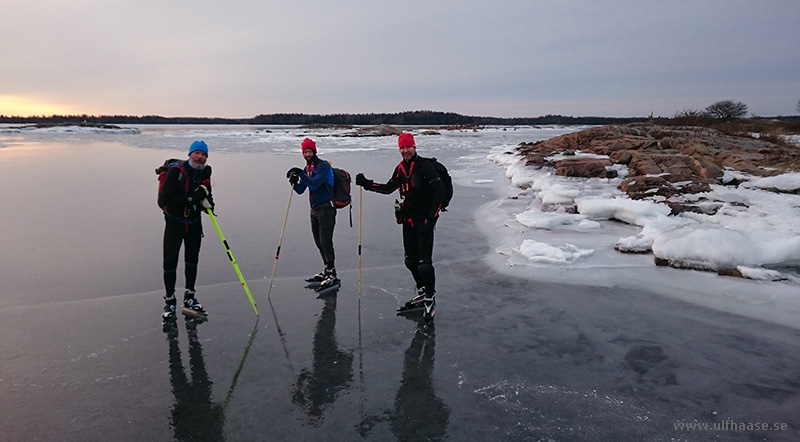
[609,150,635,164]
[619,176,678,200]
[688,158,724,180]
[517,122,800,213]
[554,158,614,178]
[628,153,662,175]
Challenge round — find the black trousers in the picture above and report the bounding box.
[163,219,203,298]
[402,219,435,294]
[310,204,336,269]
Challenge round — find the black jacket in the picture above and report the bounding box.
[366,154,445,219]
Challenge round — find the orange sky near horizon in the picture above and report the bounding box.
[0,95,77,117]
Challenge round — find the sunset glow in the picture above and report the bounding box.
[0,95,75,117]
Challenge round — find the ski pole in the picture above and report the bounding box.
[357,185,365,422]
[358,186,363,296]
[206,208,259,317]
[267,185,294,298]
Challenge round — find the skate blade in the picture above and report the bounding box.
[396,305,424,314]
[181,306,207,318]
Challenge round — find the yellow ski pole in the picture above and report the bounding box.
[206,208,259,317]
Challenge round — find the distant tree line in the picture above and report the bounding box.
[250,110,644,126]
[0,110,645,126]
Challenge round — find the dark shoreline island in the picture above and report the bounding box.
[1,122,141,134]
[18,122,128,130]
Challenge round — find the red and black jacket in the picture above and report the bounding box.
[365,154,445,220]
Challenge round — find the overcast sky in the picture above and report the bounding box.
[2,0,799,118]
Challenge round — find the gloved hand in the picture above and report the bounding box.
[355,173,372,188]
[286,167,303,178]
[189,185,208,203]
[201,197,213,210]
[418,216,437,235]
[287,167,302,185]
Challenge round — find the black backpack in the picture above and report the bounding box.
[331,166,352,209]
[155,158,187,210]
[326,162,354,227]
[424,157,453,212]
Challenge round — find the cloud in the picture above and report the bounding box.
[2,0,799,117]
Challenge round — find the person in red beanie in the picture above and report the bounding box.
[355,133,445,320]
[287,137,340,291]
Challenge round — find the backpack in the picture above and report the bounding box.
[331,167,352,209]
[155,158,187,209]
[424,157,453,212]
[324,162,353,227]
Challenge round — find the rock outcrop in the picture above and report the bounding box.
[517,123,800,215]
[516,123,800,276]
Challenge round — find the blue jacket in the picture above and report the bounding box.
[293,156,334,208]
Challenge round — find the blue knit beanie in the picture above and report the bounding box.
[189,140,208,156]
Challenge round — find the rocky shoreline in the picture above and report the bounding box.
[516,123,800,276]
[518,123,800,213]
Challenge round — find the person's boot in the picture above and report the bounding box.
[422,295,436,321]
[397,288,427,312]
[317,268,340,290]
[305,270,327,282]
[162,294,177,329]
[183,289,206,315]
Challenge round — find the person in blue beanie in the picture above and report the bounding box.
[160,140,214,324]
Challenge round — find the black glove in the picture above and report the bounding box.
[287,167,302,185]
[418,216,437,235]
[355,173,372,188]
[189,185,207,203]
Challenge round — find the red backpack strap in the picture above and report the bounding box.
[170,163,189,194]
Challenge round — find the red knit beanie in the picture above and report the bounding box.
[398,133,415,148]
[301,138,317,153]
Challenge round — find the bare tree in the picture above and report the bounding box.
[796,99,800,114]
[673,108,707,118]
[705,100,749,120]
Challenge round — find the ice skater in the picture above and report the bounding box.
[286,137,340,292]
[159,140,214,323]
[355,133,446,320]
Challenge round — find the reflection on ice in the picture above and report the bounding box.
[292,295,354,425]
[357,323,449,441]
[165,319,225,441]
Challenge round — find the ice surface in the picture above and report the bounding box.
[1,124,799,441]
